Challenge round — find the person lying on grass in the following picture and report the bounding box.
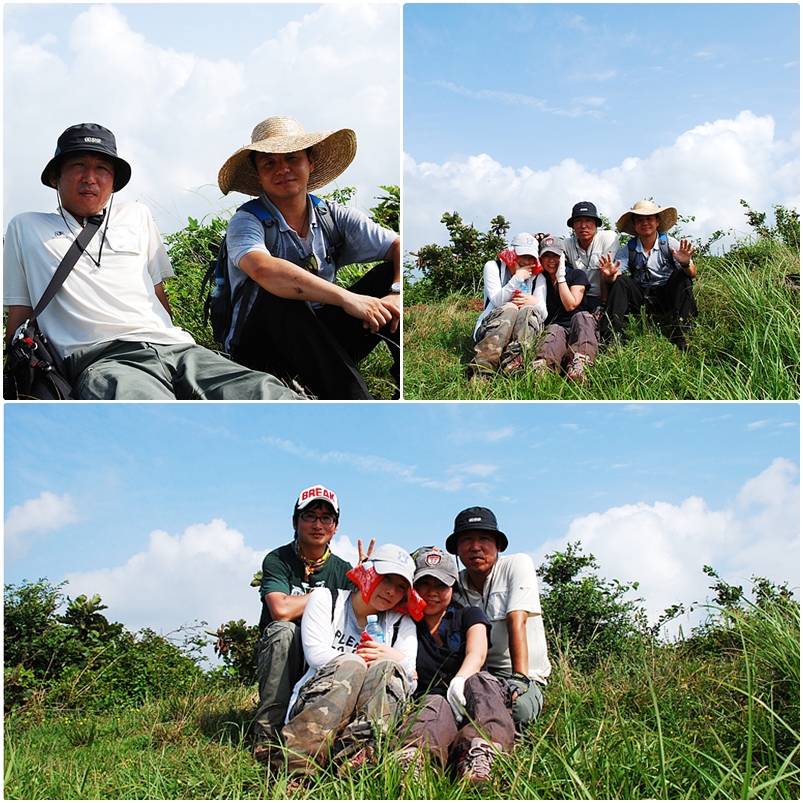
[274,543,422,779]
[470,232,547,378]
[393,547,515,787]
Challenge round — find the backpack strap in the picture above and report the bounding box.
[310,195,343,266]
[227,199,280,348]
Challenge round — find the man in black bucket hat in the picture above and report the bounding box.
[563,201,619,313]
[4,122,300,399]
[446,506,551,729]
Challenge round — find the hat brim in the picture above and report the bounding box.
[218,127,356,196]
[445,527,508,555]
[567,214,603,228]
[373,559,414,587]
[41,149,131,192]
[616,206,678,236]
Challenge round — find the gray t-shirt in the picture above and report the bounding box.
[224,193,396,349]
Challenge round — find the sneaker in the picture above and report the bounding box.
[345,744,376,770]
[395,746,424,782]
[456,737,498,785]
[529,357,550,379]
[566,353,591,383]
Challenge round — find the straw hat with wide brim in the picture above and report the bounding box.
[218,116,357,196]
[616,200,678,236]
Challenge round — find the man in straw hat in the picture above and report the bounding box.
[218,116,400,399]
[597,199,698,348]
[4,123,300,399]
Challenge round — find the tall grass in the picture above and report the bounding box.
[5,600,799,800]
[403,240,800,400]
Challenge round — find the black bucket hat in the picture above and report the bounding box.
[567,201,602,228]
[41,123,131,192]
[445,506,508,555]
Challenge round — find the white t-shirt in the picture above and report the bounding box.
[454,553,551,684]
[563,229,619,300]
[286,587,418,720]
[3,201,194,358]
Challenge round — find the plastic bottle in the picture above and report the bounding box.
[364,614,385,644]
[211,276,225,299]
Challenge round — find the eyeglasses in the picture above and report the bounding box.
[299,511,336,525]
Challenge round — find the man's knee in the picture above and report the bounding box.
[511,680,544,726]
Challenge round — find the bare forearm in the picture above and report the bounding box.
[506,610,530,677]
[241,251,350,306]
[265,592,309,622]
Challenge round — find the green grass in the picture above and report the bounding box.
[6,601,799,800]
[403,240,800,400]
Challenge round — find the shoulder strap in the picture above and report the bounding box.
[310,195,343,265]
[658,233,676,267]
[31,213,104,321]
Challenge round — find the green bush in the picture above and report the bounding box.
[4,580,205,713]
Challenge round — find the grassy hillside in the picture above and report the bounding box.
[5,579,799,800]
[403,239,800,400]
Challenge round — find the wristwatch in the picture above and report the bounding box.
[389,281,401,294]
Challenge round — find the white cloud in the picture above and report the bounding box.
[5,491,78,559]
[63,520,364,662]
[3,4,399,235]
[530,459,800,638]
[403,110,799,256]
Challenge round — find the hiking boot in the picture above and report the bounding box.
[529,357,550,379]
[395,746,425,782]
[345,744,376,770]
[500,342,524,375]
[566,353,592,383]
[456,737,498,785]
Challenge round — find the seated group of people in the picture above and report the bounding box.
[4,119,400,400]
[471,200,699,383]
[254,485,551,788]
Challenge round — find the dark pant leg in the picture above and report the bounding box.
[253,621,304,743]
[600,274,645,339]
[316,262,400,389]
[449,672,515,764]
[536,323,570,368]
[401,694,458,767]
[652,269,697,344]
[567,311,599,362]
[232,289,373,400]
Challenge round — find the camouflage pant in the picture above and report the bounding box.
[278,654,410,774]
[473,302,544,373]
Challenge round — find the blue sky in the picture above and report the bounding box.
[3,3,399,236]
[404,2,800,255]
[4,403,799,658]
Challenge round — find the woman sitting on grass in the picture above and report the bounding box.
[394,547,515,786]
[275,544,422,779]
[470,232,547,378]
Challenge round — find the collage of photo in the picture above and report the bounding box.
[3,3,800,801]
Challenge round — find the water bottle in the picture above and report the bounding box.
[364,614,385,644]
[513,276,527,293]
[211,276,225,299]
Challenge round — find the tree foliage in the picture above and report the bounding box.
[537,542,644,672]
[4,579,203,712]
[407,212,510,303]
